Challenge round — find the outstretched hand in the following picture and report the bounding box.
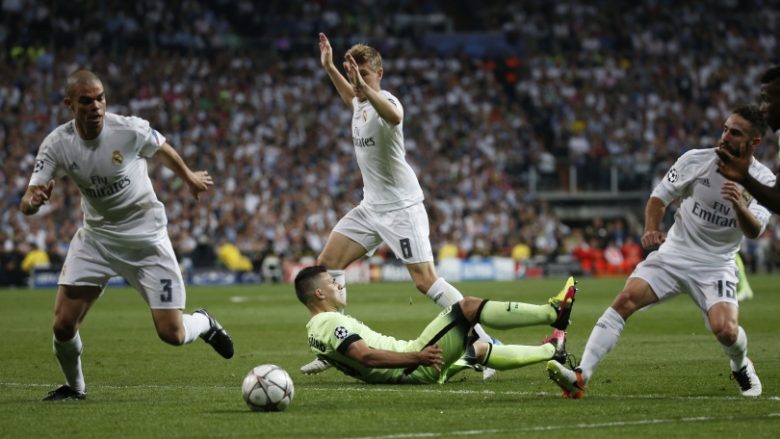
[319,32,333,69]
[187,170,213,200]
[716,140,751,183]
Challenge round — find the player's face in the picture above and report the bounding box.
[718,113,756,156]
[354,63,382,99]
[320,273,346,308]
[760,83,780,132]
[65,81,106,140]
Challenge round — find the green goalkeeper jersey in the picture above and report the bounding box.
[306,311,413,384]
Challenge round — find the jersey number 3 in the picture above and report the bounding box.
[160,279,173,302]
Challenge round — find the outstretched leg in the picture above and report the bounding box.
[547,277,656,399]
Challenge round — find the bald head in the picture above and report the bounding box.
[64,69,106,140]
[66,70,103,99]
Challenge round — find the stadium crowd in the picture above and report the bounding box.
[2,0,779,285]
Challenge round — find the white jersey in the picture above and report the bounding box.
[351,91,424,212]
[29,112,168,247]
[651,148,775,263]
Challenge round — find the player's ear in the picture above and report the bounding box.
[750,135,761,150]
[313,288,325,300]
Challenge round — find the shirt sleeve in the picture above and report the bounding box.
[28,135,61,186]
[132,116,166,158]
[323,313,363,354]
[380,91,404,127]
[650,149,707,205]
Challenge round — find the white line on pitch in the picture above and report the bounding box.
[3,382,779,402]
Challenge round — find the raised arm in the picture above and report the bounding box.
[641,196,667,250]
[345,339,443,371]
[319,33,355,108]
[154,142,213,200]
[344,53,402,125]
[721,181,762,239]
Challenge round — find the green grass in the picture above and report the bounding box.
[1,276,779,438]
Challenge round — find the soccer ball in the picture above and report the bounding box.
[241,364,295,412]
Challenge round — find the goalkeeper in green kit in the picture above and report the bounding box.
[294,266,577,384]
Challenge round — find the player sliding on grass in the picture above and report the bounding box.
[304,33,498,378]
[295,265,577,384]
[21,70,234,401]
[547,105,773,398]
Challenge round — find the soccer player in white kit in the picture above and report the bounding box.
[302,33,497,378]
[547,105,774,398]
[20,70,234,401]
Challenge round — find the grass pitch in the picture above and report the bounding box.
[1,276,779,438]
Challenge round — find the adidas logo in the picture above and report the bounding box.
[69,162,80,171]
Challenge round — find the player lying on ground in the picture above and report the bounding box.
[294,265,577,384]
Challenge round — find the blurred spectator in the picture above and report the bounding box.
[2,0,779,281]
[217,241,253,272]
[21,242,50,273]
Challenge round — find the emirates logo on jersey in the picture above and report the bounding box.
[111,150,123,166]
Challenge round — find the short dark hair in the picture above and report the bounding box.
[760,66,780,86]
[732,104,768,137]
[294,265,328,304]
[66,69,102,98]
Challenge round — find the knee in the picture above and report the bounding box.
[712,323,738,346]
[156,326,185,346]
[459,297,482,322]
[414,277,435,294]
[52,321,77,342]
[410,268,438,294]
[472,341,490,363]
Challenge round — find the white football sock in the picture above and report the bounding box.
[722,326,748,371]
[53,332,85,393]
[426,277,491,342]
[182,312,211,344]
[579,307,625,382]
[328,269,347,310]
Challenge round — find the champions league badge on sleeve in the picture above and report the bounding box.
[334,326,349,340]
[667,168,678,183]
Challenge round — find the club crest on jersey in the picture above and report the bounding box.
[111,150,123,165]
[334,326,349,340]
[667,168,678,183]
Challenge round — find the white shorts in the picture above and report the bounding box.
[332,202,434,264]
[631,250,739,313]
[59,228,186,309]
